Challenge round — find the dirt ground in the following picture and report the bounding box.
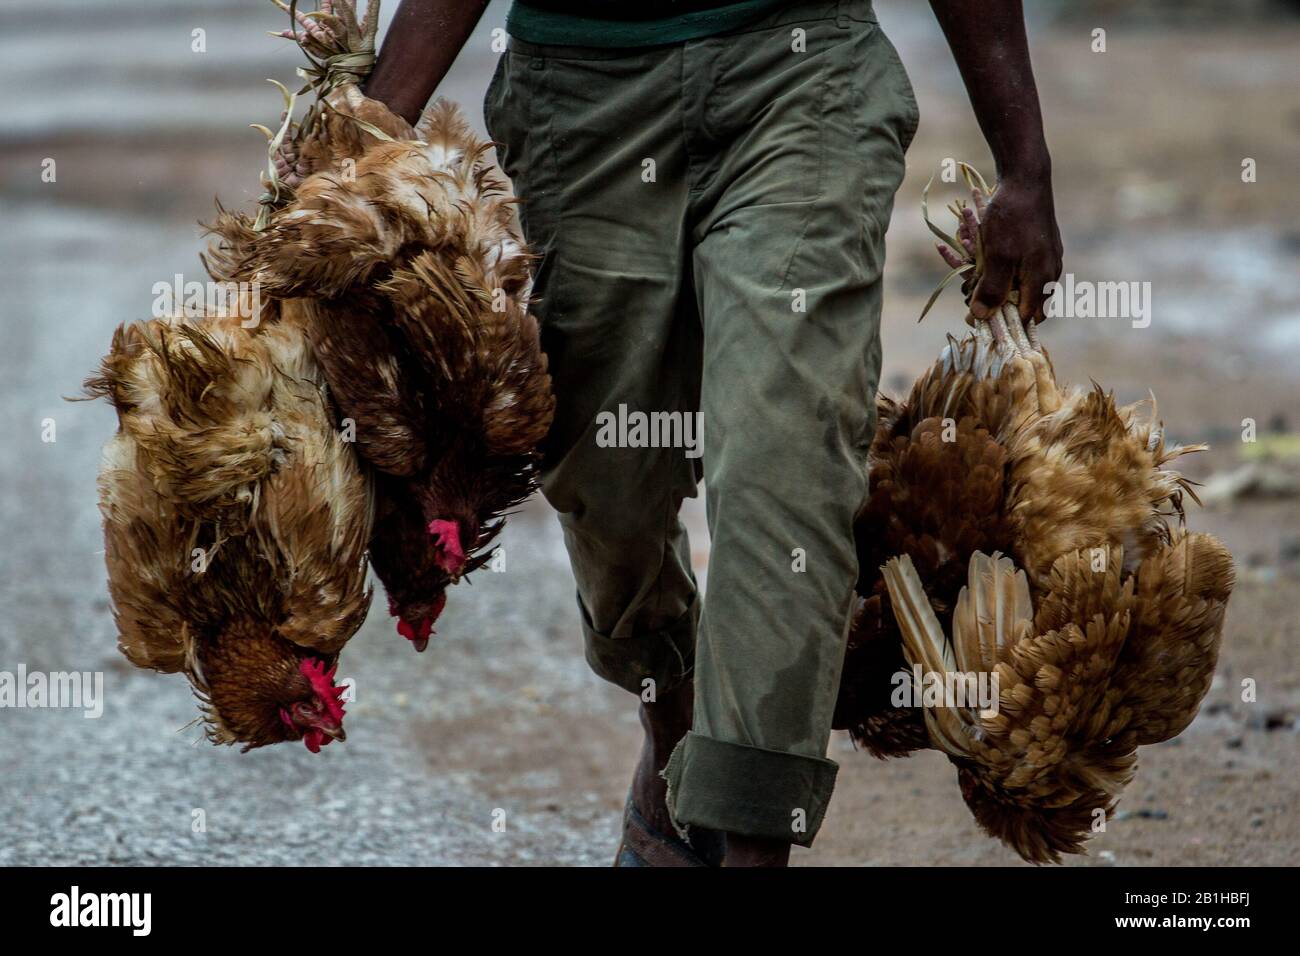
[1,1,1297,866]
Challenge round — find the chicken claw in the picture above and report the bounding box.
[1003,302,1035,355]
[958,204,980,258]
[937,241,967,271]
[1024,316,1042,352]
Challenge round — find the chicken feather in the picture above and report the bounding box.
[836,169,1232,861]
[207,86,552,652]
[86,303,372,751]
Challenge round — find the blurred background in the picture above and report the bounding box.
[1,0,1297,865]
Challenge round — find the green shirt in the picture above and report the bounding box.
[506,0,789,47]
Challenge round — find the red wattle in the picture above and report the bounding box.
[396,616,433,652]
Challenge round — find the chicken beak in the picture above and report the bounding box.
[321,724,347,742]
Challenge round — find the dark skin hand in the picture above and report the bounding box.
[359,0,1060,868]
[930,0,1063,326]
[363,0,490,125]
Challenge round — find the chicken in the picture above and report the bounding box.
[886,535,1231,863]
[85,299,373,752]
[834,404,1014,754]
[367,471,500,649]
[835,166,1233,861]
[206,66,553,652]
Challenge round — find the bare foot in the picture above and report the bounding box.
[630,680,692,837]
[628,680,790,867]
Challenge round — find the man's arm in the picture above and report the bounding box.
[363,0,491,125]
[929,0,1063,324]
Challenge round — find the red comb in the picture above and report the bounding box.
[427,519,467,574]
[299,658,347,725]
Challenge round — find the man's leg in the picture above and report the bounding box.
[662,2,920,862]
[485,42,706,845]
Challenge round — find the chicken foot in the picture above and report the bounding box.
[930,166,1045,359]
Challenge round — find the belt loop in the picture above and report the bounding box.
[835,0,850,29]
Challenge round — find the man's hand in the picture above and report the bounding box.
[363,0,490,125]
[971,174,1063,325]
[930,1,1062,325]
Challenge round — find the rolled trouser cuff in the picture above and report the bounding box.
[580,592,698,697]
[662,731,838,847]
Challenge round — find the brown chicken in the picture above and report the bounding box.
[886,533,1231,863]
[835,404,1014,756]
[85,300,373,752]
[836,167,1233,861]
[207,29,553,651]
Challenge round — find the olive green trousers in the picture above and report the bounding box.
[485,0,917,846]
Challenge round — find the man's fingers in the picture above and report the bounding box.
[970,257,1014,320]
[1019,251,1063,324]
[1018,271,1048,325]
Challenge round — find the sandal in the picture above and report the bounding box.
[613,794,723,867]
